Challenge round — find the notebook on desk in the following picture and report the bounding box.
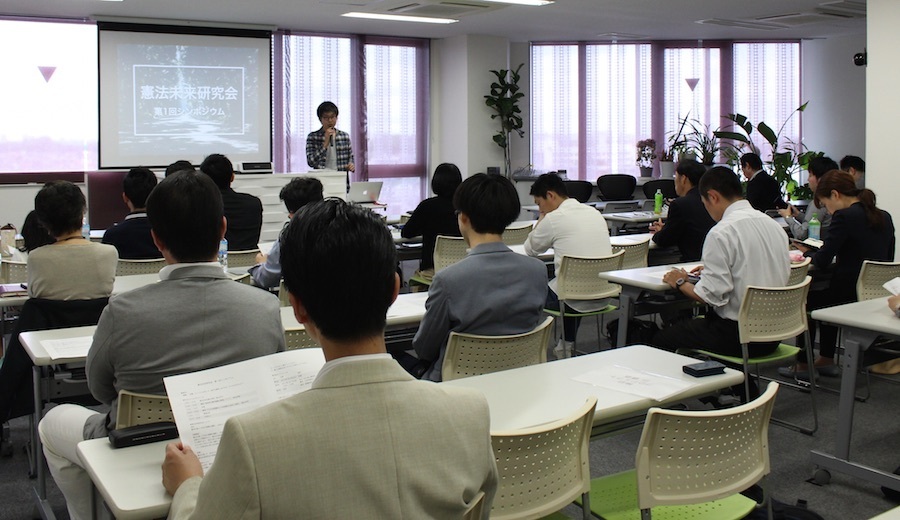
[347,182,383,204]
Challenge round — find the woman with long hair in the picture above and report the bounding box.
[782,170,895,379]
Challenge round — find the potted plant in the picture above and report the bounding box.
[636,138,657,177]
[484,63,525,177]
[688,121,720,166]
[659,113,690,178]
[714,102,820,199]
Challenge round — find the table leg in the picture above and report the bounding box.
[808,326,899,492]
[615,286,640,347]
[32,365,56,520]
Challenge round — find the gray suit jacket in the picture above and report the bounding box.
[85,264,285,437]
[414,241,548,382]
[170,357,498,519]
[785,204,831,241]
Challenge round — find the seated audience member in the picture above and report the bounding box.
[401,163,463,281]
[7,210,54,262]
[102,167,161,259]
[200,153,263,250]
[781,170,895,379]
[524,173,611,358]
[28,181,118,300]
[166,159,195,177]
[653,167,790,357]
[649,159,716,262]
[741,152,787,212]
[839,155,866,189]
[778,156,837,241]
[249,177,324,289]
[162,199,497,519]
[413,173,547,381]
[39,171,286,520]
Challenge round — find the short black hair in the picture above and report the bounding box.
[34,181,86,238]
[453,173,521,235]
[123,167,158,208]
[431,163,462,198]
[740,153,763,171]
[807,156,839,179]
[529,173,568,198]
[199,154,234,189]
[280,199,396,342]
[20,210,53,252]
[147,171,223,262]
[675,159,706,186]
[165,160,195,177]
[316,101,339,120]
[280,178,324,214]
[699,166,744,200]
[839,155,865,172]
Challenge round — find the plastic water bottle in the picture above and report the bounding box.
[218,238,228,271]
[82,214,90,239]
[808,215,821,241]
[654,189,664,214]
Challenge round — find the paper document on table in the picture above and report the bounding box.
[883,277,900,296]
[164,348,326,471]
[572,364,692,401]
[386,293,427,320]
[42,337,93,360]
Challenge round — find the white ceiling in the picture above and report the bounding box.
[2,0,866,42]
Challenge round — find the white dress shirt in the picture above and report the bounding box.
[693,199,790,321]
[524,198,612,272]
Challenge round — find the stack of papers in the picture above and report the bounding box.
[571,364,692,401]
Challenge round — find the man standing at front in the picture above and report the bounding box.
[413,173,547,382]
[162,199,498,519]
[306,101,355,174]
[39,171,285,520]
[524,173,612,358]
[653,167,790,357]
[200,153,263,251]
[741,152,786,212]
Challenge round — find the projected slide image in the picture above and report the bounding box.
[133,65,245,136]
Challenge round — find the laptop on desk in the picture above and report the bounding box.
[347,182,384,204]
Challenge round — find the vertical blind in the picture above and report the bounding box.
[532,41,801,181]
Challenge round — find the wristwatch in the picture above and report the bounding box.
[675,277,686,289]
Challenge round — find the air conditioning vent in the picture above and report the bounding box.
[757,12,837,26]
[390,1,494,17]
[696,18,785,31]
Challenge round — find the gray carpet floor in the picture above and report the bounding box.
[1,290,898,519]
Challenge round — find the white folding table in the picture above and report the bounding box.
[809,297,900,493]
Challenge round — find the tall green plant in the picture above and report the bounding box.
[484,63,525,176]
[714,102,820,199]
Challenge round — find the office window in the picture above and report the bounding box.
[365,38,429,213]
[585,44,652,180]
[0,20,98,172]
[532,41,799,178]
[532,43,651,181]
[279,34,353,173]
[733,43,801,158]
[663,47,721,161]
[531,45,579,178]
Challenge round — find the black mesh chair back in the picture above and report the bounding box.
[596,174,637,201]
[562,181,593,203]
[642,179,677,200]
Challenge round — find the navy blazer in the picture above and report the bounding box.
[221,187,263,251]
[101,213,161,260]
[810,202,895,299]
[650,187,715,262]
[745,171,787,212]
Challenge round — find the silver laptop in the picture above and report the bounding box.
[347,181,383,203]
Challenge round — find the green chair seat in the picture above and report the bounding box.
[544,304,618,319]
[682,342,800,366]
[579,470,757,520]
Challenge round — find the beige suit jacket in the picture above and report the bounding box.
[170,357,498,519]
